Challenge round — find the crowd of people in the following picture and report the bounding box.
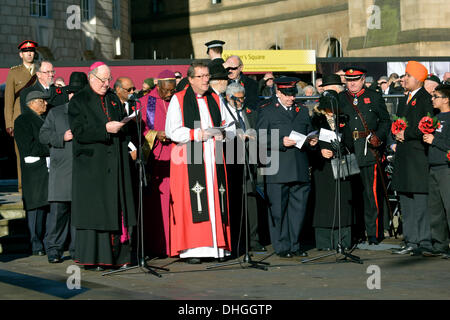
[3,39,450,270]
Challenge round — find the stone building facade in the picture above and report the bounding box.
[0,0,132,62]
[132,0,450,59]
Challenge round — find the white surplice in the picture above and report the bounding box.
[165,93,235,258]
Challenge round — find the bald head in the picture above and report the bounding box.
[114,77,135,103]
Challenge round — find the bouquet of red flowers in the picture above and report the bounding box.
[391,116,408,135]
[418,113,441,134]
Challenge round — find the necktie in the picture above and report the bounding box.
[236,109,246,131]
[407,93,412,104]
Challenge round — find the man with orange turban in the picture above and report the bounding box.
[391,61,433,256]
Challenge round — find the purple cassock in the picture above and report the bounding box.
[141,86,173,256]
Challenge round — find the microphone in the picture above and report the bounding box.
[128,93,140,101]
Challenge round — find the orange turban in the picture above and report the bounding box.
[405,61,428,82]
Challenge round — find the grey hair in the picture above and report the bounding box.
[36,60,52,72]
[88,64,110,78]
[226,82,245,97]
[226,55,243,66]
[187,61,209,78]
[303,85,316,94]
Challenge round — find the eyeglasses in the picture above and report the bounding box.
[431,95,446,99]
[175,75,182,79]
[193,74,210,79]
[378,81,387,85]
[93,73,113,84]
[227,66,240,71]
[39,70,55,75]
[122,86,136,92]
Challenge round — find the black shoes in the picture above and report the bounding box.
[422,249,449,257]
[185,258,202,264]
[251,243,267,252]
[392,246,414,255]
[291,250,308,257]
[318,248,332,251]
[368,236,379,245]
[32,250,45,256]
[48,257,63,264]
[277,251,293,258]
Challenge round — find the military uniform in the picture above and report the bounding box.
[256,77,314,257]
[338,68,391,243]
[4,40,38,192]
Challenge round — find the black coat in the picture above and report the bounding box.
[339,88,391,167]
[310,110,353,228]
[68,87,136,231]
[14,106,49,210]
[256,100,313,184]
[237,74,260,111]
[391,87,433,193]
[20,82,69,114]
[39,103,73,202]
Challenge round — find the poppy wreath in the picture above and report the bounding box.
[418,113,441,134]
[391,116,408,135]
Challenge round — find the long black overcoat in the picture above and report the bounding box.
[391,87,433,193]
[14,107,49,210]
[68,86,136,231]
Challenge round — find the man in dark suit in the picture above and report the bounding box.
[223,82,266,254]
[20,60,68,114]
[338,67,391,245]
[38,72,87,263]
[224,55,260,110]
[391,61,434,256]
[14,91,51,256]
[257,77,318,258]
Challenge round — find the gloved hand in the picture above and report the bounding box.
[330,139,342,153]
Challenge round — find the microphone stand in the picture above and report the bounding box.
[103,97,169,277]
[302,92,362,265]
[207,101,269,271]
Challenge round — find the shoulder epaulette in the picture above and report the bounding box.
[10,65,21,70]
[259,100,272,109]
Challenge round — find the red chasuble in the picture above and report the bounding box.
[168,89,231,257]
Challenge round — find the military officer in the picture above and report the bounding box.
[256,77,318,258]
[338,67,391,245]
[4,40,38,192]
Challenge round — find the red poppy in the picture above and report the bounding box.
[364,98,371,104]
[221,120,226,126]
[295,107,300,112]
[111,101,117,106]
[411,100,416,106]
[339,123,345,128]
[56,88,62,94]
[391,118,407,135]
[246,108,251,114]
[447,150,450,162]
[418,115,439,134]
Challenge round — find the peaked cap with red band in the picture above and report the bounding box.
[18,40,38,52]
[275,76,299,96]
[343,66,367,80]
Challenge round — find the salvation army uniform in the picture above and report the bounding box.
[338,67,391,244]
[256,77,314,257]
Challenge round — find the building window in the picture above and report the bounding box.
[112,0,120,30]
[30,0,48,17]
[326,38,342,57]
[81,0,91,21]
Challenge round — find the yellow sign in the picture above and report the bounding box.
[222,50,316,72]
